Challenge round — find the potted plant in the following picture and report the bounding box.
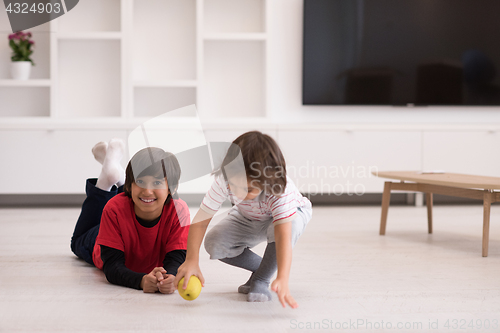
[8,31,35,80]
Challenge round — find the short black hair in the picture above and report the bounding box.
[124,147,181,200]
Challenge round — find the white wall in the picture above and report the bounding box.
[268,0,500,124]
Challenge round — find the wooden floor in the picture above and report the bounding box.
[0,205,499,333]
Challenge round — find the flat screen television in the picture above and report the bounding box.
[302,0,500,106]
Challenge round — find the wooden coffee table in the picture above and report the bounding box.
[374,171,500,257]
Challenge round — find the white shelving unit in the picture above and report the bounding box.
[0,0,269,194]
[0,0,268,123]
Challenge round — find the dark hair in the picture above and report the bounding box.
[124,147,181,200]
[219,131,287,196]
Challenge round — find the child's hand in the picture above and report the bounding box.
[141,267,165,293]
[156,273,176,294]
[271,278,298,309]
[174,259,205,290]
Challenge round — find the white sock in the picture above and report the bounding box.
[96,138,126,191]
[91,141,108,165]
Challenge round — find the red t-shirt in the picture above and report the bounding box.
[92,193,190,274]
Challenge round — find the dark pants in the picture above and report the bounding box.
[70,178,123,265]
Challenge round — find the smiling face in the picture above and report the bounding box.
[130,175,170,221]
[228,176,262,201]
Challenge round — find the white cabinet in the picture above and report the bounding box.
[3,127,500,196]
[278,130,422,194]
[0,130,127,194]
[203,128,278,143]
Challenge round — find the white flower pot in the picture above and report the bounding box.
[10,61,32,80]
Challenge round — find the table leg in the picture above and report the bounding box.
[426,193,433,234]
[380,182,392,235]
[482,190,492,257]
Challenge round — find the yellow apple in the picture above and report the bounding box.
[177,276,202,301]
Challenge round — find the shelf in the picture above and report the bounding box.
[203,41,265,118]
[133,0,196,81]
[0,80,51,87]
[0,0,273,195]
[134,80,197,88]
[0,31,51,80]
[0,0,269,122]
[57,32,122,40]
[58,40,121,118]
[0,87,50,117]
[134,87,197,118]
[204,33,266,41]
[204,0,265,33]
[56,0,121,32]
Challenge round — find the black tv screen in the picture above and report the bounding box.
[302,0,500,106]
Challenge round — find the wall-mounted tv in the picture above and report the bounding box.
[302,0,500,106]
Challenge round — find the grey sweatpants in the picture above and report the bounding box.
[204,206,312,260]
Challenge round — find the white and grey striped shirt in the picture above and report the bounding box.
[200,175,312,225]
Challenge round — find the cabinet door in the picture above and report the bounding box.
[0,130,127,194]
[423,131,500,177]
[204,129,278,143]
[278,131,422,194]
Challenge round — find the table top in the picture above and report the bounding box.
[373,171,500,190]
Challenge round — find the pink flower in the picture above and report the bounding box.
[8,30,35,64]
[8,31,33,41]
